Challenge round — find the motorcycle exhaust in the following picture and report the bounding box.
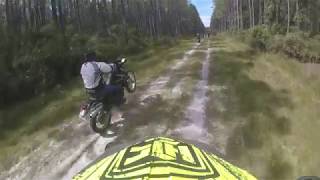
[79,102,103,121]
[89,103,104,119]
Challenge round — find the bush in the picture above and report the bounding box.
[0,28,85,108]
[234,31,248,42]
[96,42,122,60]
[284,34,306,50]
[268,33,320,63]
[231,27,320,64]
[153,36,177,47]
[249,26,271,51]
[269,24,287,35]
[270,34,306,56]
[314,35,320,41]
[125,39,145,54]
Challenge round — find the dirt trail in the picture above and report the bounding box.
[139,43,199,102]
[1,40,216,180]
[171,42,213,144]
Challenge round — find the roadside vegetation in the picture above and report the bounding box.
[211,0,320,63]
[207,34,320,179]
[236,27,320,63]
[210,1,320,177]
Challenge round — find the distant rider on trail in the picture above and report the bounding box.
[80,52,125,105]
[196,33,201,43]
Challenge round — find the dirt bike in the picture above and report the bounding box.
[79,58,136,134]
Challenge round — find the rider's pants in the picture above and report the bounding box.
[98,84,124,104]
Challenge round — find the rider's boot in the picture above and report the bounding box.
[120,97,127,105]
[117,88,126,105]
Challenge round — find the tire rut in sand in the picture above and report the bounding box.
[170,41,213,145]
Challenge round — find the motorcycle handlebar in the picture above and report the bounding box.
[101,57,126,65]
[113,58,127,65]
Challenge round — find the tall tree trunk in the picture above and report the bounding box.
[57,0,65,30]
[287,0,290,34]
[75,0,81,31]
[51,0,58,25]
[248,0,252,28]
[295,0,300,30]
[5,0,11,31]
[22,0,29,31]
[263,0,267,26]
[40,0,46,25]
[259,0,262,25]
[120,0,128,42]
[240,0,243,29]
[34,0,41,30]
[251,0,255,26]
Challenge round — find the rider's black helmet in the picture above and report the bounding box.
[85,51,97,62]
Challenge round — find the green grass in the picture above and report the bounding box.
[0,39,194,172]
[207,35,320,179]
[129,39,194,85]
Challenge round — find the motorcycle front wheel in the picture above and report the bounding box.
[125,71,136,93]
[90,110,112,134]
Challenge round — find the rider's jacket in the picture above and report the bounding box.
[80,61,113,89]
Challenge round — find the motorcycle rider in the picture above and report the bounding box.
[196,33,201,43]
[80,52,125,106]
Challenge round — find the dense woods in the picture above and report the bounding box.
[211,0,320,34]
[211,0,320,64]
[0,0,204,108]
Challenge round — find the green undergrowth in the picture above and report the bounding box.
[233,27,320,63]
[129,39,194,85]
[207,34,320,179]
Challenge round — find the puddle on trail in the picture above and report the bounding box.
[172,46,212,144]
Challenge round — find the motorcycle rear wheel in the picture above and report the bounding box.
[125,71,136,93]
[90,110,112,134]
